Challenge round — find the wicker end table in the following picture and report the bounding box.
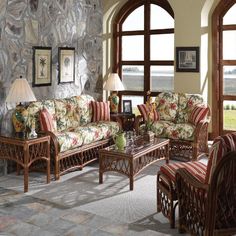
[99,138,169,190]
[0,133,50,192]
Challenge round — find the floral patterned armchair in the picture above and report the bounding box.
[136,92,210,161]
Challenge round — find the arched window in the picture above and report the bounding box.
[212,1,236,137]
[113,0,174,113]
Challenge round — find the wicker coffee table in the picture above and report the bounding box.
[99,137,169,190]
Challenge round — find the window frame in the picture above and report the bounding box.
[212,1,236,138]
[113,0,174,110]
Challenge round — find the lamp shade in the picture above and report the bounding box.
[5,77,36,103]
[104,73,125,91]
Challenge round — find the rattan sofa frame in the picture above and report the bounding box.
[42,131,112,180]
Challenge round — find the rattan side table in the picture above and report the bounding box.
[0,134,50,192]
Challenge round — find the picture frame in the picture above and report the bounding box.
[123,100,132,114]
[32,46,52,87]
[176,47,200,72]
[58,47,75,84]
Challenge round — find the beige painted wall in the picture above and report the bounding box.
[102,0,221,131]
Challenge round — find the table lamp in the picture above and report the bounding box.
[104,73,125,113]
[5,76,37,135]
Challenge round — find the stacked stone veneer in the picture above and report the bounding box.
[0,0,103,175]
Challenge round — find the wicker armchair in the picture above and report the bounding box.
[176,151,236,236]
[157,132,236,230]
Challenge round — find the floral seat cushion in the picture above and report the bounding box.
[151,121,195,141]
[57,121,119,152]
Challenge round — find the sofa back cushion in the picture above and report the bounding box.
[205,133,236,184]
[91,101,110,122]
[74,95,94,126]
[137,104,159,122]
[155,92,178,122]
[176,93,204,123]
[54,99,75,132]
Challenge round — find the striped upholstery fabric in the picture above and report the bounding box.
[91,101,110,122]
[39,108,55,132]
[205,132,236,184]
[137,104,159,122]
[189,105,209,125]
[160,161,207,184]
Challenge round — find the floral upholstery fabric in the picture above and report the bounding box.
[55,99,77,132]
[74,95,94,125]
[176,93,204,123]
[151,120,175,137]
[151,121,195,141]
[164,123,195,141]
[57,121,119,152]
[155,92,178,122]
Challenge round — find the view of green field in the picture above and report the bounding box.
[224,110,236,130]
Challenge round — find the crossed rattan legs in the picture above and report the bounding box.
[157,171,178,228]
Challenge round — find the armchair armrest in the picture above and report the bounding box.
[176,168,208,234]
[134,115,144,134]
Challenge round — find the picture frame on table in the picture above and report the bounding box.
[123,100,132,114]
[176,47,200,72]
[32,46,52,87]
[58,47,75,84]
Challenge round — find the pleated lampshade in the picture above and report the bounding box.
[104,73,125,91]
[5,77,36,104]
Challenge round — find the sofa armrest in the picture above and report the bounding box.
[176,168,208,234]
[38,130,59,156]
[134,115,144,134]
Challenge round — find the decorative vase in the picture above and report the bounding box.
[114,132,126,150]
[108,91,119,113]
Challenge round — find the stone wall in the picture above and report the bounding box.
[0,0,103,175]
[0,0,103,122]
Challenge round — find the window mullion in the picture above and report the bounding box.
[144,1,150,102]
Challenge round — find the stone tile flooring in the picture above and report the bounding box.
[0,162,188,236]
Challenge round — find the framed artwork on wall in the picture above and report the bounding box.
[123,100,132,114]
[33,46,52,87]
[58,47,75,84]
[176,47,200,72]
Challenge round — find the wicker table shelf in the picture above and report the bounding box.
[99,138,169,190]
[0,134,50,192]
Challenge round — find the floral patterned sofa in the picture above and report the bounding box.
[135,92,210,161]
[15,95,120,179]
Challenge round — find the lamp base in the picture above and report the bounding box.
[12,105,28,133]
[108,91,119,113]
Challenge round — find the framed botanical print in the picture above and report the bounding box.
[58,47,75,84]
[32,46,52,87]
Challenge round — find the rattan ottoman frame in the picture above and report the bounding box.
[157,170,178,228]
